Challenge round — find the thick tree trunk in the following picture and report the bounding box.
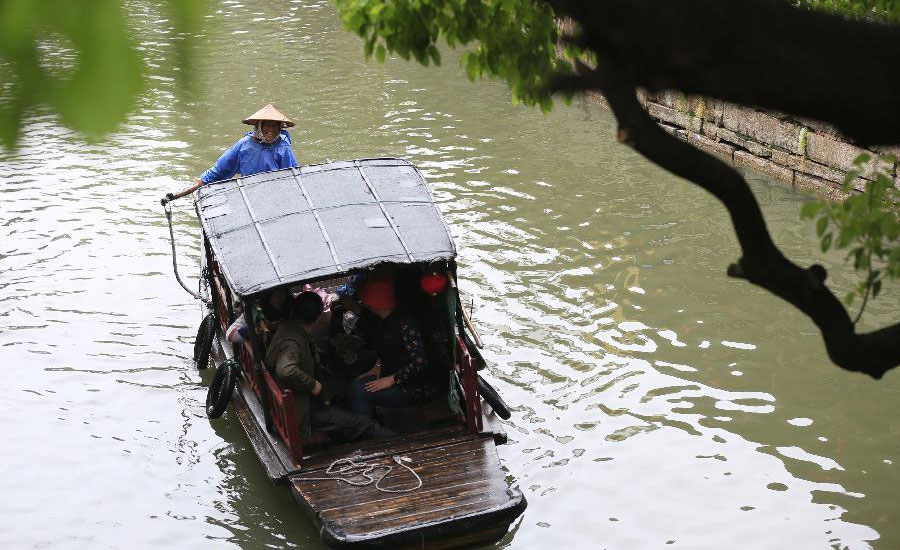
[545,0,900,377]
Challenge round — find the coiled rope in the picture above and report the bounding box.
[164,202,210,305]
[291,455,423,494]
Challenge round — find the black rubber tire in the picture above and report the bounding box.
[206,361,236,419]
[462,331,485,370]
[477,374,511,420]
[194,313,215,370]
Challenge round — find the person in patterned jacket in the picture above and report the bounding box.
[344,272,442,418]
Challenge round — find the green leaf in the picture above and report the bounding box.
[427,44,441,66]
[465,53,477,81]
[800,200,822,219]
[843,169,859,190]
[853,152,871,166]
[816,216,828,237]
[375,44,386,63]
[845,290,856,305]
[821,232,833,252]
[539,94,553,113]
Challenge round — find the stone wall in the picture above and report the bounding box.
[586,89,900,200]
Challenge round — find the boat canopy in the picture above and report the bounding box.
[195,158,457,297]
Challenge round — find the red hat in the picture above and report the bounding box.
[358,273,396,309]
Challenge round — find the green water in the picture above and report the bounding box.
[1,1,897,549]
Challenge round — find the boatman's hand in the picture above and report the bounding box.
[160,192,175,206]
[365,374,395,393]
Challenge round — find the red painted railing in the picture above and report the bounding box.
[237,338,303,465]
[263,370,304,465]
[455,335,483,433]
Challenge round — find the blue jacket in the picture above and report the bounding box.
[199,131,298,183]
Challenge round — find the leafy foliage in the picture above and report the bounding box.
[801,154,900,319]
[796,0,900,22]
[333,0,574,111]
[0,0,200,150]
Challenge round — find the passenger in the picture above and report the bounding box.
[160,104,298,205]
[345,273,443,418]
[223,287,291,348]
[265,291,394,442]
[226,315,249,344]
[300,283,333,344]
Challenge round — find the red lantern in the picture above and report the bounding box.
[420,270,448,295]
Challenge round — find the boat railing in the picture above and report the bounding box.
[455,335,483,433]
[236,341,305,465]
[262,370,304,465]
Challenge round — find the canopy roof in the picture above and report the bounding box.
[195,158,456,297]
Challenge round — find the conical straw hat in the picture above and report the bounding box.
[241,103,294,127]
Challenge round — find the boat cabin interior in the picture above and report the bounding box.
[269,265,470,441]
[205,253,493,462]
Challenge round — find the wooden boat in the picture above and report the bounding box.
[187,158,526,548]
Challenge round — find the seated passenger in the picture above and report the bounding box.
[345,273,444,418]
[265,291,394,442]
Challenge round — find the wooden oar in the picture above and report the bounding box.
[459,296,484,349]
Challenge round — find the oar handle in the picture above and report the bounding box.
[459,295,484,349]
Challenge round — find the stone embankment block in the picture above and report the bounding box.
[717,128,773,158]
[647,103,702,133]
[688,132,735,161]
[734,150,793,181]
[722,104,803,153]
[794,172,849,200]
[806,133,893,177]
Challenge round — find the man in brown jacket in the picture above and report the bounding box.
[265,291,393,442]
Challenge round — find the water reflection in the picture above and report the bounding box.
[1,0,897,549]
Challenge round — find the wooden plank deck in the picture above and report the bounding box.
[215,332,525,548]
[289,432,525,549]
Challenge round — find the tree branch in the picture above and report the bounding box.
[545,56,899,377]
[546,0,900,146]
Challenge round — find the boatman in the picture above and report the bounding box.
[160,103,298,205]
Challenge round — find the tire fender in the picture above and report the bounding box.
[206,361,237,419]
[477,374,511,420]
[194,312,216,370]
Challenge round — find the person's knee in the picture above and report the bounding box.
[346,379,367,400]
[345,379,375,414]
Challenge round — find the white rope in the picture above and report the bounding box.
[291,455,423,494]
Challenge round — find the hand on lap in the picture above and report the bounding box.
[365,374,395,392]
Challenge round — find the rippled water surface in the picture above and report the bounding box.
[1,2,898,549]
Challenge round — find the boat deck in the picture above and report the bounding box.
[293,427,525,549]
[215,333,525,548]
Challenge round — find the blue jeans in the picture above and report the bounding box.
[344,376,417,418]
[309,401,395,442]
